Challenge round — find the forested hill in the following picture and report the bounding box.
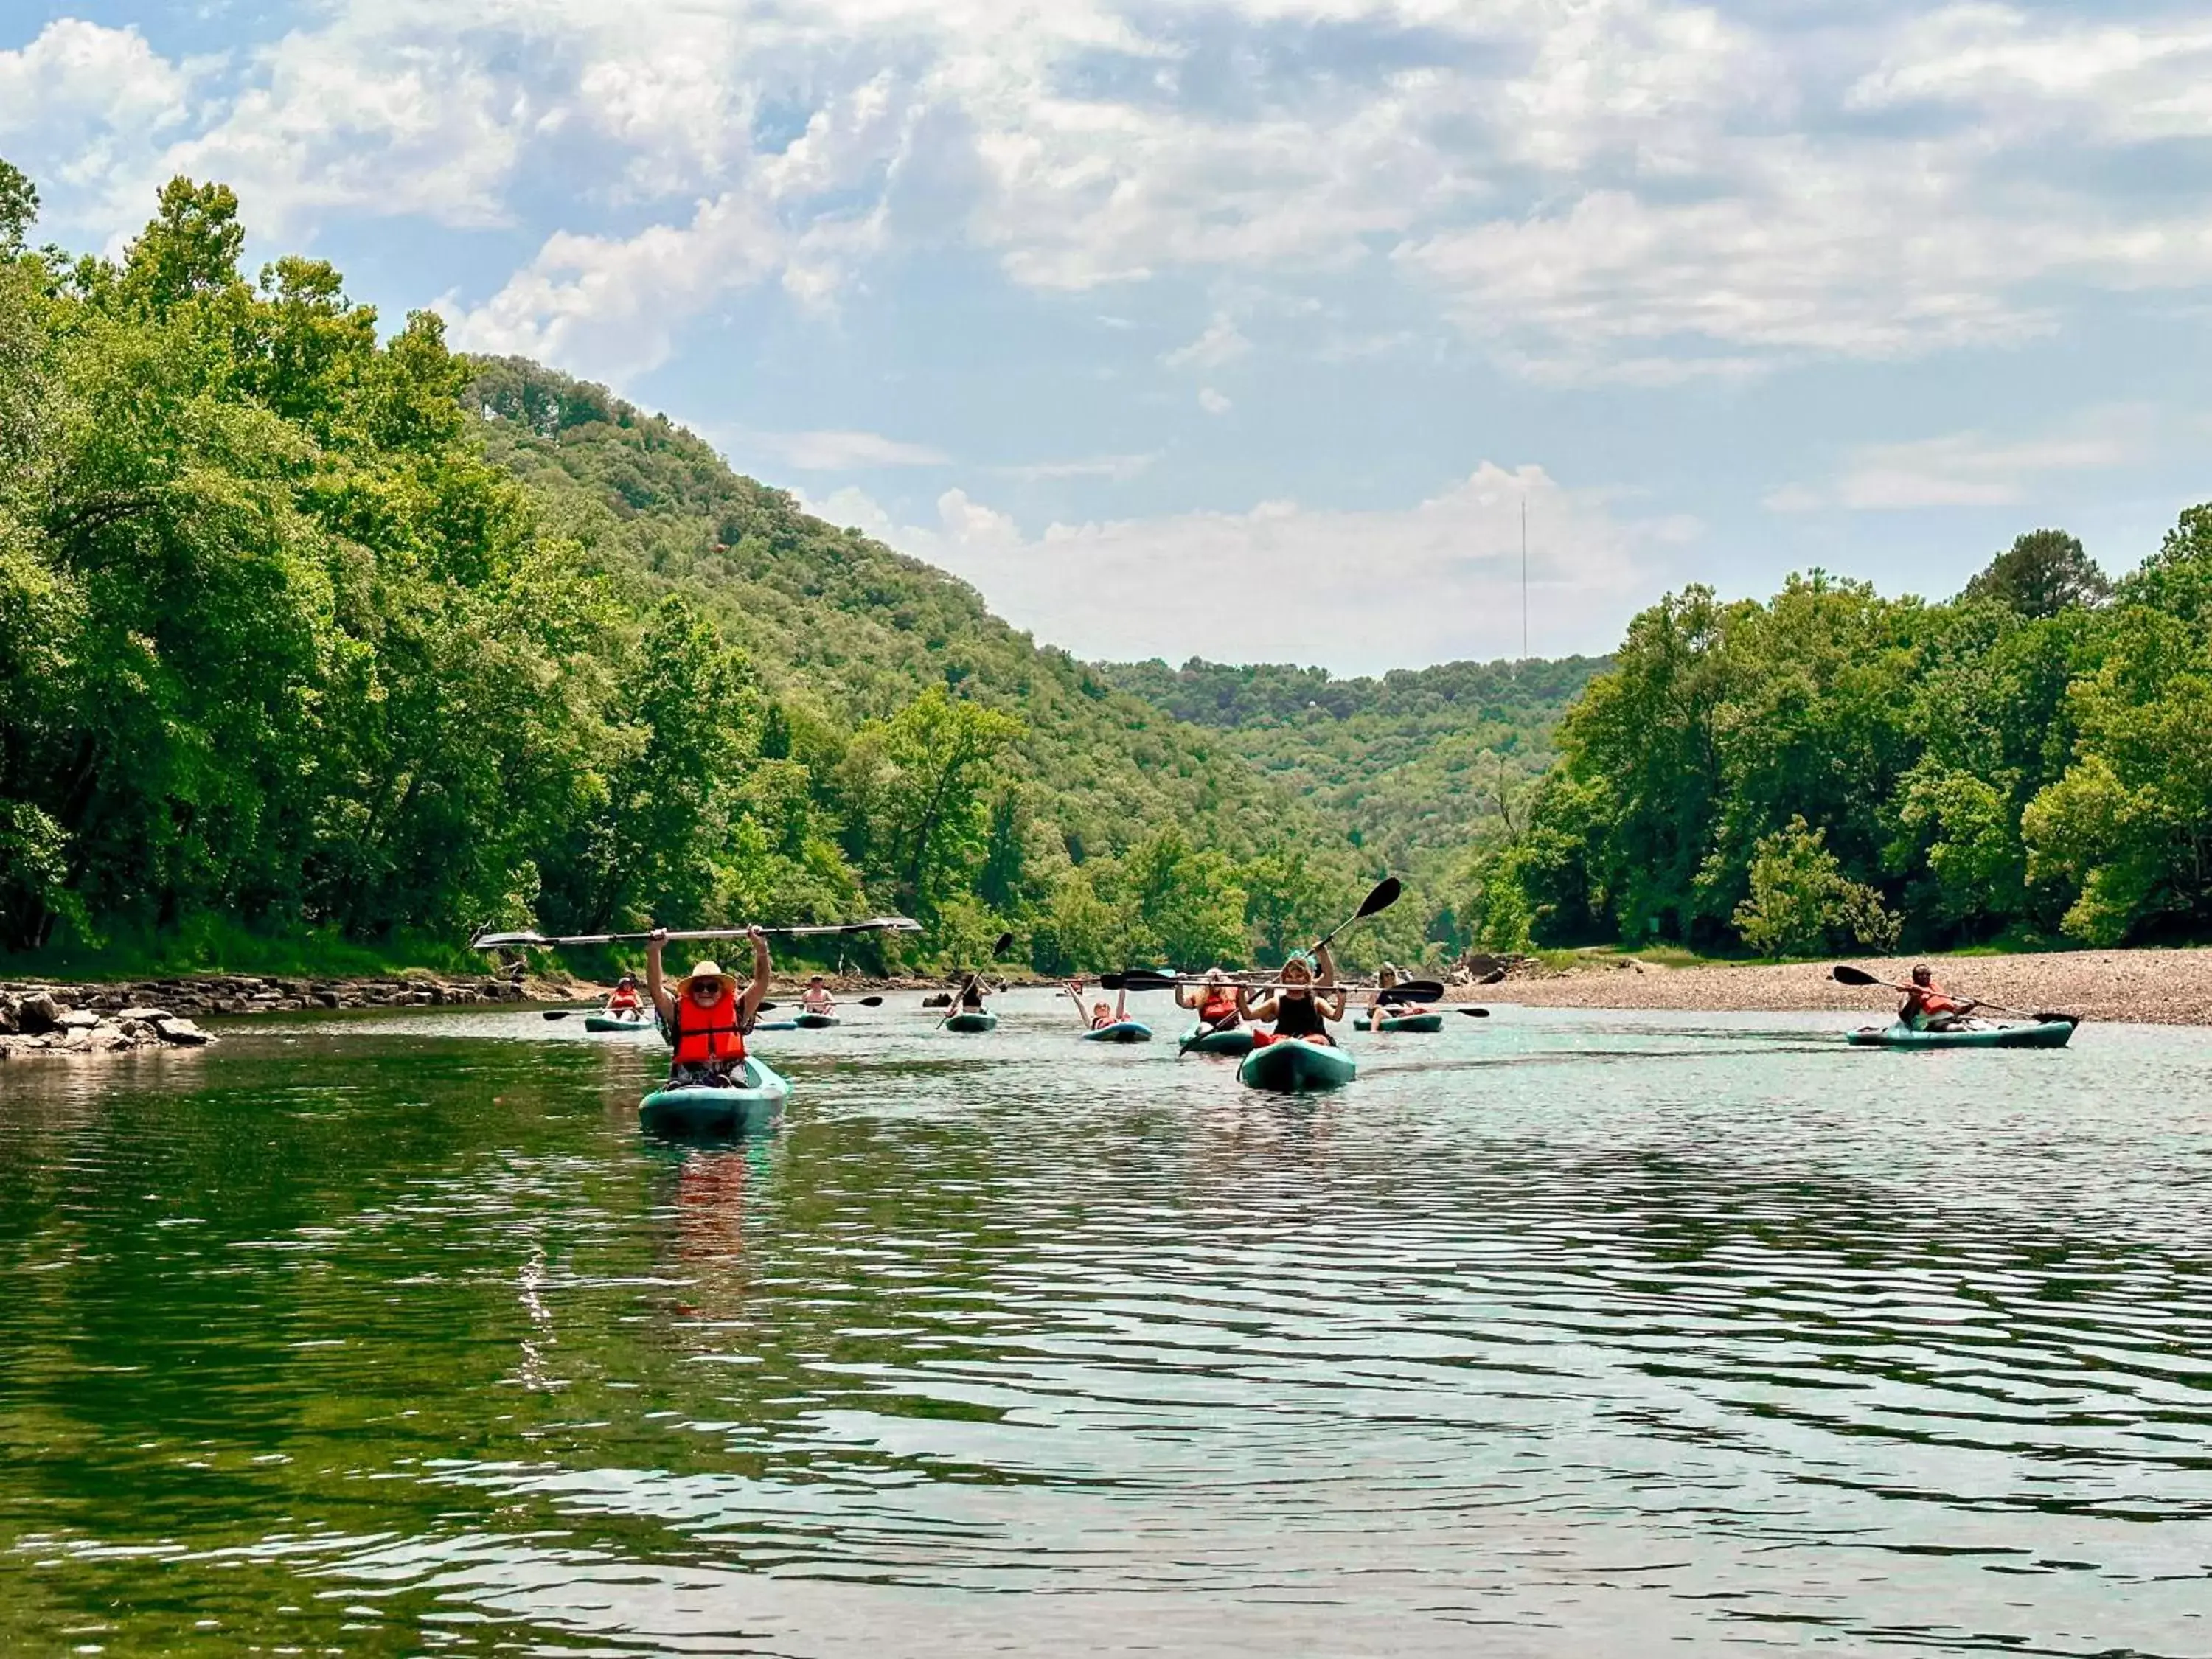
[465,358,1304,873]
[1097,655,1610,876]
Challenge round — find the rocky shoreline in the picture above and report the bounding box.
[0,970,559,1057]
[1463,947,2212,1027]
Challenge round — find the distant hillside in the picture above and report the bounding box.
[467,358,1315,872]
[1096,655,1610,874]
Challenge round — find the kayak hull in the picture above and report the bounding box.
[1352,1012,1444,1033]
[584,1012,650,1033]
[793,1012,841,1029]
[1180,1025,1256,1057]
[1846,1020,2076,1050]
[639,1057,792,1136]
[1237,1037,1357,1093]
[945,1011,998,1033]
[1082,1020,1152,1043]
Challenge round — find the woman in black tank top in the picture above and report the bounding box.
[1239,945,1347,1046]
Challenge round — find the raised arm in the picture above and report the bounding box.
[645,928,675,1024]
[739,926,771,1023]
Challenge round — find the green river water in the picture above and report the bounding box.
[4,992,2211,1655]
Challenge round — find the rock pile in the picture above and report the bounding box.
[0,972,534,1057]
[0,990,212,1056]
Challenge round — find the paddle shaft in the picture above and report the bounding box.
[1836,967,2059,1025]
[473,917,919,950]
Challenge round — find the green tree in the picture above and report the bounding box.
[1959,529,2110,618]
[0,156,37,253]
[1732,817,1900,959]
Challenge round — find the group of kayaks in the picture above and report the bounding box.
[606,993,2079,1138]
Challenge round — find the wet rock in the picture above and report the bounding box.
[118,1006,173,1023]
[58,1009,100,1032]
[153,1015,210,1046]
[16,992,61,1034]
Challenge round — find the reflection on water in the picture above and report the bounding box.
[4,994,2212,1655]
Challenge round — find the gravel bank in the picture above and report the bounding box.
[1458,949,2212,1027]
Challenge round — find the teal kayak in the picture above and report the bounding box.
[1081,1020,1152,1043]
[1352,1012,1444,1033]
[1847,1020,2076,1050]
[793,1012,841,1029]
[1180,1024,1255,1057]
[945,1011,998,1033]
[639,1057,792,1135]
[1238,1037,1357,1093]
[583,1011,651,1033]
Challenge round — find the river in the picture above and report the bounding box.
[4,994,2210,1655]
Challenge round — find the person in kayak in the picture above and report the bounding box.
[1065,978,1127,1030]
[1240,947,1346,1046]
[799,975,837,1018]
[1366,963,1432,1028]
[1900,964,1977,1032]
[1177,968,1242,1034]
[646,926,771,1085]
[605,973,644,1017]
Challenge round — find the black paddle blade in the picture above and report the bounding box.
[540,1009,573,1020]
[857,995,885,1007]
[1831,964,1882,986]
[1356,877,1402,919]
[1376,980,1446,1004]
[1102,969,1179,992]
[992,931,1015,958]
[1456,1006,1492,1017]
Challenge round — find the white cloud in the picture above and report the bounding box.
[839,462,1666,671]
[750,429,951,470]
[1197,386,1233,416]
[0,21,195,218]
[1162,315,1251,372]
[1767,409,2149,512]
[18,0,2212,383]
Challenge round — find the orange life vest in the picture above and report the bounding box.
[672,985,746,1066]
[608,988,641,1011]
[1199,995,1239,1026]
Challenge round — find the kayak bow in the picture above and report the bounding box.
[1179,1024,1256,1057]
[639,1057,792,1135]
[945,1011,998,1033]
[1352,1012,1444,1033]
[583,1012,652,1033]
[1237,1037,1357,1093]
[1080,1020,1152,1043]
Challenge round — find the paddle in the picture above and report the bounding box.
[1106,970,1444,1001]
[472,917,922,950]
[1316,877,1402,952]
[1829,964,2078,1026]
[938,932,1015,1028]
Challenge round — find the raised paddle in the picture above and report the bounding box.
[1105,969,1444,1000]
[1315,877,1402,952]
[938,931,1015,1029]
[1829,964,2078,1026]
[473,917,922,950]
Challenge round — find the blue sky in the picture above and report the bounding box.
[3,0,2207,673]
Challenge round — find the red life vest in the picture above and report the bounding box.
[1199,995,1239,1026]
[672,985,746,1066]
[608,988,641,1011]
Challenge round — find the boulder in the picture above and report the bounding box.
[58,1009,100,1032]
[0,1002,15,1036]
[118,1006,173,1023]
[153,1015,211,1046]
[15,992,62,1034]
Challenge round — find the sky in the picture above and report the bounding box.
[3,0,2208,675]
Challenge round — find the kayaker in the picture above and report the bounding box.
[1366,963,1431,1028]
[1239,947,1346,1046]
[646,926,771,1085]
[605,973,643,1015]
[799,975,836,1018]
[1066,978,1127,1030]
[957,976,988,1012]
[1900,964,1976,1032]
[1177,968,1242,1034]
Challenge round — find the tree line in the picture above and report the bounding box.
[1461,524,2212,956]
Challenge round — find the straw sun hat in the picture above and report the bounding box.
[676,960,739,995]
